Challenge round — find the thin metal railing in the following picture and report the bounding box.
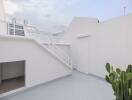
[28,26,73,68]
[0,19,25,36]
[45,43,72,68]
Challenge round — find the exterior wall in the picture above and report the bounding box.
[0,0,5,20]
[62,14,132,77]
[61,17,99,43]
[0,36,71,88]
[0,21,7,35]
[0,0,6,35]
[61,17,98,69]
[73,36,89,74]
[90,14,132,77]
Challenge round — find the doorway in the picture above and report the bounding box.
[0,60,25,94]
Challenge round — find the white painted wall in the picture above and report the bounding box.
[0,36,71,88]
[89,14,132,77]
[62,14,132,78]
[61,17,99,43]
[61,17,98,69]
[0,0,7,35]
[0,21,7,35]
[73,36,89,74]
[0,0,5,20]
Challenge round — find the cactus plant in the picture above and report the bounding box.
[105,63,132,100]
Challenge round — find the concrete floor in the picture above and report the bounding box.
[2,71,114,100]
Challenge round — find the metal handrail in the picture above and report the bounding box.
[46,43,72,67]
[0,19,25,36]
[26,26,73,68]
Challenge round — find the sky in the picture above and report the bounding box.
[3,0,132,33]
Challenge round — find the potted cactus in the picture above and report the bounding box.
[105,63,132,100]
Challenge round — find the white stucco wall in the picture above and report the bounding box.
[0,36,71,88]
[0,0,5,20]
[89,14,132,77]
[74,36,89,74]
[0,20,7,35]
[62,14,132,78]
[61,17,99,68]
[42,43,71,60]
[61,17,99,43]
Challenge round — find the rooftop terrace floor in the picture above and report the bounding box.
[2,71,114,100]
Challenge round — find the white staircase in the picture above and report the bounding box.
[26,25,73,69]
[2,21,73,70]
[42,43,72,69]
